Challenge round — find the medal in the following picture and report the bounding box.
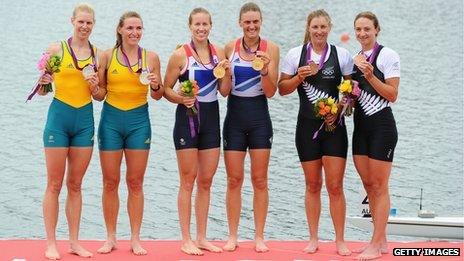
[213,66,225,79]
[82,64,95,78]
[252,57,264,71]
[139,70,150,85]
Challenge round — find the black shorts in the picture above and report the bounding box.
[352,107,398,162]
[173,100,220,150]
[295,117,348,162]
[223,95,273,151]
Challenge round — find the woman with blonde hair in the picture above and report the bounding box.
[37,3,99,259]
[278,9,353,256]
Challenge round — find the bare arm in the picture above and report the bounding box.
[258,41,280,98]
[215,44,232,97]
[147,51,164,100]
[163,49,195,107]
[92,49,111,101]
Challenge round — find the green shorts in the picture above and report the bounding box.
[43,98,94,147]
[98,102,151,151]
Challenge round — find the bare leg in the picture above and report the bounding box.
[66,147,93,258]
[195,148,222,253]
[125,149,149,255]
[322,156,350,256]
[97,150,123,254]
[177,149,203,255]
[249,149,270,253]
[223,151,246,252]
[43,148,68,260]
[355,156,392,260]
[301,160,322,254]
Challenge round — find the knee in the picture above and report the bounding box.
[326,183,344,198]
[251,176,268,191]
[364,182,386,198]
[197,178,213,192]
[306,180,322,194]
[103,177,120,193]
[180,174,196,193]
[126,177,143,195]
[227,176,244,190]
[66,179,82,194]
[47,180,63,195]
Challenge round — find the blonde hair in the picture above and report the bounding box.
[354,11,381,36]
[303,9,332,44]
[188,7,212,25]
[239,2,262,21]
[115,11,142,48]
[72,3,95,21]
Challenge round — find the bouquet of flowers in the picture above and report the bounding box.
[37,53,62,93]
[179,80,199,116]
[338,79,360,117]
[313,97,338,139]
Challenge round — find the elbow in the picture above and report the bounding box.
[387,90,399,103]
[264,88,276,98]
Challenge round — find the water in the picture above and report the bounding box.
[0,0,462,241]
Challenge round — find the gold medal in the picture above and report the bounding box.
[213,66,225,79]
[251,57,264,71]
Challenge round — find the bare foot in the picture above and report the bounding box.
[196,239,223,253]
[336,241,351,256]
[69,243,93,258]
[353,243,388,254]
[222,238,238,252]
[97,240,117,254]
[131,240,147,256]
[302,239,319,254]
[45,244,61,260]
[181,240,204,255]
[254,238,269,253]
[356,244,382,261]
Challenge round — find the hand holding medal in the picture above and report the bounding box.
[213,59,230,79]
[307,60,319,76]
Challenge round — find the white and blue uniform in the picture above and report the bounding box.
[173,43,220,150]
[223,38,273,151]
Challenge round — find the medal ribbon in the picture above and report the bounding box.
[190,39,216,68]
[242,37,261,54]
[306,43,329,70]
[67,37,96,70]
[361,42,380,64]
[121,46,142,73]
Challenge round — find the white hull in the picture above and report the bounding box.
[347,216,464,239]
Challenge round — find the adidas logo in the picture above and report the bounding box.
[67,63,74,68]
[111,69,118,74]
[192,62,199,67]
[144,138,151,144]
[233,58,240,63]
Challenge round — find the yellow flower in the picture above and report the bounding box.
[327,97,335,105]
[339,80,351,93]
[331,105,338,114]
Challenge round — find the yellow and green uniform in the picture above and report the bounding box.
[43,40,96,147]
[98,47,151,151]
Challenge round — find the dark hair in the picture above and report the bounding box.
[115,11,142,48]
[188,7,212,25]
[239,2,262,21]
[354,11,381,36]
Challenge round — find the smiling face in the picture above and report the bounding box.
[307,15,331,46]
[354,17,379,48]
[118,17,143,46]
[189,12,212,42]
[239,11,262,39]
[71,11,94,40]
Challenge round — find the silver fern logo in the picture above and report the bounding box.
[358,89,391,116]
[303,81,330,104]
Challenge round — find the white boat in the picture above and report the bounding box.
[347,216,464,239]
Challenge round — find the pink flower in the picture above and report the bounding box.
[37,53,51,71]
[352,80,361,97]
